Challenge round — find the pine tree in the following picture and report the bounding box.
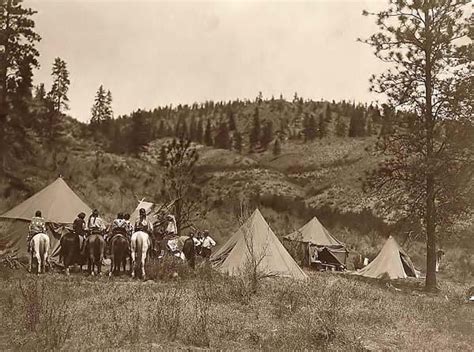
[227,110,236,131]
[105,90,113,120]
[48,57,70,113]
[196,118,204,143]
[233,131,242,153]
[260,120,273,149]
[362,0,472,290]
[204,119,213,146]
[214,122,230,149]
[348,107,366,137]
[157,120,165,138]
[303,113,317,141]
[91,85,107,125]
[189,115,197,141]
[318,113,327,138]
[249,107,261,151]
[335,116,346,137]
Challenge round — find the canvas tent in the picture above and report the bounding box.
[355,236,418,280]
[0,177,92,259]
[211,209,307,280]
[283,217,348,269]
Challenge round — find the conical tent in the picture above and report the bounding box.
[0,178,92,258]
[355,236,418,279]
[211,209,307,280]
[283,217,348,266]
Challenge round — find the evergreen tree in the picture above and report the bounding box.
[260,120,273,149]
[189,115,197,141]
[0,0,40,171]
[335,116,347,137]
[227,110,236,131]
[129,110,150,155]
[249,107,261,151]
[48,57,70,113]
[91,85,107,125]
[196,118,204,143]
[214,122,230,149]
[303,113,317,141]
[379,104,394,136]
[318,113,327,138]
[233,131,242,153]
[105,90,113,120]
[362,0,472,290]
[204,119,213,146]
[157,119,165,138]
[348,107,366,137]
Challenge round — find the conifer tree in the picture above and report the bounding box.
[318,113,327,138]
[249,107,261,151]
[196,118,204,143]
[260,120,273,149]
[204,118,213,146]
[233,130,242,153]
[214,122,230,149]
[335,116,347,137]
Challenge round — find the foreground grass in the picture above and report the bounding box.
[0,264,472,351]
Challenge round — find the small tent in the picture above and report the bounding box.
[211,209,307,280]
[355,236,418,280]
[283,217,348,269]
[0,177,92,259]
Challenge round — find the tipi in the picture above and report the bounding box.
[0,177,92,258]
[284,217,348,268]
[355,236,418,279]
[211,209,307,280]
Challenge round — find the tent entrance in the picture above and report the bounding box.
[400,253,417,278]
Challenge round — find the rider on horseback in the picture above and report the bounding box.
[87,209,106,235]
[27,210,46,252]
[73,212,87,253]
[134,208,152,234]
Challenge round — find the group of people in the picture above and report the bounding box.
[27,208,217,266]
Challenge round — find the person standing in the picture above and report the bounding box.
[201,230,216,259]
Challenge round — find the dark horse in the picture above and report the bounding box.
[60,231,85,275]
[108,234,129,276]
[85,233,105,276]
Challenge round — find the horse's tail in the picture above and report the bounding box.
[39,236,46,264]
[136,234,143,267]
[93,236,102,263]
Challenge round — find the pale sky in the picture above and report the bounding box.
[27,0,387,122]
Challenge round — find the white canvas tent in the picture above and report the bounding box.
[0,177,92,259]
[354,236,418,280]
[211,209,307,280]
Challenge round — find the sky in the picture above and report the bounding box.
[26,0,387,122]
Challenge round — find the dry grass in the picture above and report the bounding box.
[0,265,472,351]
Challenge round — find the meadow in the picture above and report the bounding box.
[0,260,472,351]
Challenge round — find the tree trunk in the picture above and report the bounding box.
[425,175,437,291]
[424,8,437,292]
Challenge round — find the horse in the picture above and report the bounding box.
[130,231,151,279]
[60,231,85,275]
[29,233,50,274]
[109,234,129,277]
[85,233,105,276]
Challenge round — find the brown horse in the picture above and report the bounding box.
[60,231,85,275]
[85,233,105,276]
[108,234,129,276]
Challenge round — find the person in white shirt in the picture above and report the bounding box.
[200,230,216,259]
[87,209,106,235]
[165,214,178,236]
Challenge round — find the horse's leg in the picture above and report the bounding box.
[109,250,114,277]
[28,252,33,273]
[141,249,146,280]
[130,240,136,278]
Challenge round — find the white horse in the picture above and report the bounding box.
[130,231,151,279]
[29,233,50,274]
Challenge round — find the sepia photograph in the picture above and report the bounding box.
[0,0,472,350]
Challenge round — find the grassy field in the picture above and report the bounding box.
[0,261,472,351]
